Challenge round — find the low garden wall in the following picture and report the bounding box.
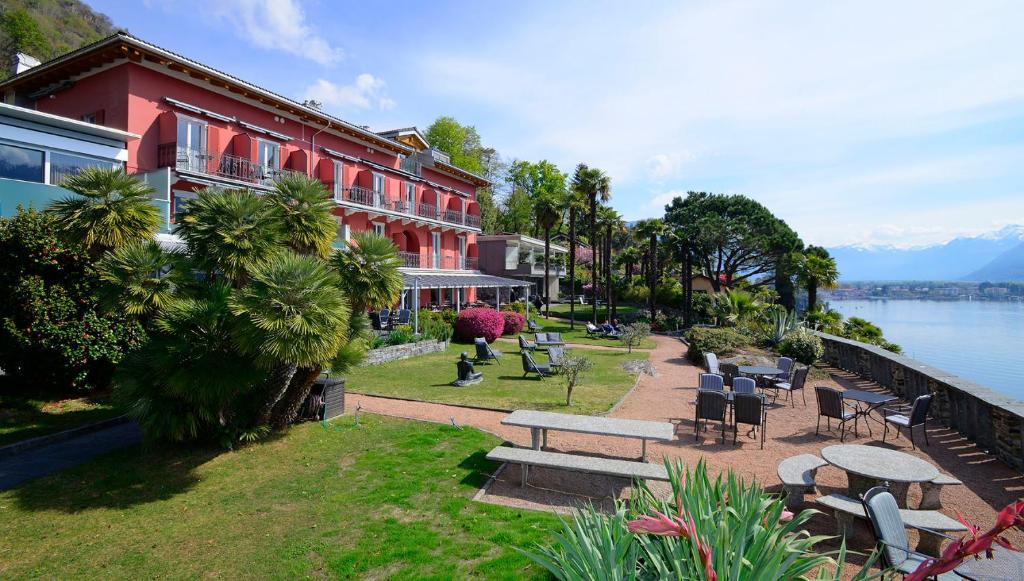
[362,340,448,366]
[814,331,1024,472]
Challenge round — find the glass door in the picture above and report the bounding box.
[258,140,279,184]
[458,236,466,269]
[176,116,206,171]
[431,232,441,269]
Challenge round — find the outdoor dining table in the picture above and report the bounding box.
[821,444,938,507]
[737,365,783,392]
[955,547,1024,580]
[842,389,899,437]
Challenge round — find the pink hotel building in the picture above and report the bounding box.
[0,32,530,309]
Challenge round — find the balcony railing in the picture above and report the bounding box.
[395,251,477,270]
[336,189,479,229]
[157,144,303,186]
[342,185,386,208]
[418,203,439,220]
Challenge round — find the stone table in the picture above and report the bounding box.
[821,444,939,507]
[955,548,1024,580]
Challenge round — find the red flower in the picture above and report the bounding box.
[627,511,692,538]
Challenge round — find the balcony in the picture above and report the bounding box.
[396,251,478,270]
[333,187,481,231]
[157,144,303,187]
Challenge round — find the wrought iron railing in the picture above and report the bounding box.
[395,252,477,270]
[418,203,439,220]
[397,251,421,268]
[157,144,303,186]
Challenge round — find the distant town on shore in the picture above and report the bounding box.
[824,281,1024,301]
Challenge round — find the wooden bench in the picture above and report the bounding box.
[487,445,670,487]
[816,493,968,555]
[777,454,828,510]
[501,410,675,461]
[919,473,962,510]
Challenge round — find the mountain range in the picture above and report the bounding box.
[828,225,1024,282]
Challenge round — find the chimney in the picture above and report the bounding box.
[12,53,40,75]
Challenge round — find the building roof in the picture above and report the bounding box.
[402,271,531,290]
[0,101,140,143]
[478,233,568,254]
[0,31,411,155]
[377,127,430,150]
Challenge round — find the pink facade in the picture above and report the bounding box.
[4,35,488,306]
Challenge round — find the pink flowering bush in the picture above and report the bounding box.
[501,311,525,336]
[454,307,505,343]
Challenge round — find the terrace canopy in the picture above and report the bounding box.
[400,271,532,317]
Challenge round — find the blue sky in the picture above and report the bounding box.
[93,0,1023,248]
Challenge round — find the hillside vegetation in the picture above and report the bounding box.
[0,0,114,80]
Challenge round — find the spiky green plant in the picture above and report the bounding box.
[331,231,403,314]
[265,174,337,258]
[47,167,160,256]
[96,240,181,320]
[766,306,800,347]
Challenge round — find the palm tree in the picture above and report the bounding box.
[230,252,351,428]
[47,167,161,257]
[331,231,404,315]
[96,240,180,321]
[533,193,562,315]
[569,164,610,323]
[174,188,282,287]
[597,205,622,321]
[618,245,641,280]
[634,218,665,321]
[798,247,840,311]
[266,174,337,258]
[563,175,587,329]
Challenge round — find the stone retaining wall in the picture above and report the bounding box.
[362,340,448,366]
[814,331,1024,472]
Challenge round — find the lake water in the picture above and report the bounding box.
[827,299,1024,401]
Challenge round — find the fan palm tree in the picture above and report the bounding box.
[597,205,623,321]
[174,188,282,287]
[96,239,181,322]
[533,192,562,315]
[797,247,840,311]
[266,174,337,258]
[563,176,588,329]
[634,218,665,321]
[618,245,642,280]
[331,231,404,315]
[230,252,351,428]
[570,164,610,323]
[47,167,161,257]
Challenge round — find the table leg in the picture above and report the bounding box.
[530,428,541,451]
[847,473,911,507]
[860,405,873,437]
[916,530,944,557]
[521,463,529,487]
[920,481,943,510]
[542,429,548,450]
[641,439,647,461]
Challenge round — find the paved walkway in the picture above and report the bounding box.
[346,334,1024,548]
[0,422,141,490]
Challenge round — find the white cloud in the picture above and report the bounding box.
[303,74,396,111]
[647,152,695,180]
[209,0,342,65]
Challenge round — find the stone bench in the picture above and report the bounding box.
[816,493,968,556]
[777,454,828,510]
[919,474,962,510]
[486,445,670,487]
[500,410,675,461]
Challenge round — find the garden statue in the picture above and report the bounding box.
[452,352,483,386]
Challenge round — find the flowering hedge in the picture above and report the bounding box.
[454,307,506,343]
[502,311,525,336]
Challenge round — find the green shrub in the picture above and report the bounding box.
[684,326,748,363]
[500,301,527,315]
[655,277,683,307]
[779,327,824,364]
[622,284,649,304]
[386,327,414,346]
[0,207,145,393]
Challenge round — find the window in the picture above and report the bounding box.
[333,161,343,200]
[431,232,441,269]
[504,244,519,270]
[405,182,415,211]
[458,236,467,269]
[373,222,385,236]
[257,140,279,169]
[0,143,44,182]
[49,151,117,185]
[172,191,198,223]
[372,173,385,207]
[176,115,206,152]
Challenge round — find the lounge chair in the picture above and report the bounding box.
[521,351,551,379]
[815,386,859,441]
[585,322,603,337]
[882,394,933,450]
[527,319,543,332]
[703,352,720,375]
[695,389,727,443]
[861,485,959,579]
[518,335,536,351]
[774,366,808,407]
[474,338,501,364]
[733,392,767,449]
[548,346,565,367]
[535,332,565,348]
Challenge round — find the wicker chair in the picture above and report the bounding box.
[703,352,720,375]
[720,362,739,387]
[698,373,725,391]
[518,335,536,351]
[731,376,756,394]
[521,351,550,379]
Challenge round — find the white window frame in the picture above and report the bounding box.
[372,221,385,236]
[405,182,415,212]
[257,139,279,169]
[431,231,441,269]
[457,235,467,270]
[176,114,207,152]
[372,172,385,207]
[333,161,344,200]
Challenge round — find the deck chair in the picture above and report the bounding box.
[585,322,603,337]
[548,346,565,367]
[695,390,727,443]
[703,352,720,375]
[521,351,551,378]
[774,366,809,407]
[861,485,959,579]
[518,335,536,351]
[474,338,501,364]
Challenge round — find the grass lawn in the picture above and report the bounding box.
[526,312,657,350]
[545,301,642,322]
[0,395,123,448]
[346,343,648,414]
[0,414,557,579]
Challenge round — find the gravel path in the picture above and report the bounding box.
[345,334,1024,556]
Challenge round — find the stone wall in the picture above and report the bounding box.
[362,340,448,366]
[814,331,1024,472]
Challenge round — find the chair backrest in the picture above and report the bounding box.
[535,332,548,342]
[733,393,764,426]
[527,320,538,331]
[518,335,530,349]
[474,338,489,359]
[732,377,756,394]
[380,308,391,320]
[586,322,598,332]
[396,309,411,324]
[548,347,564,365]
[815,386,845,419]
[696,390,727,421]
[908,394,933,426]
[703,352,720,374]
[720,363,739,387]
[548,332,562,343]
[699,373,725,391]
[791,366,809,390]
[861,486,911,568]
[776,357,794,375]
[521,351,539,373]
[369,312,382,330]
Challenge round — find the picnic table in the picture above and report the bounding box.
[501,410,674,461]
[821,444,938,507]
[842,389,898,436]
